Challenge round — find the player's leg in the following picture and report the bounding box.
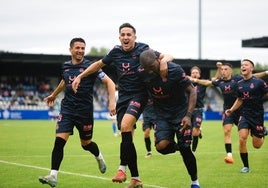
[143,120,152,157]
[223,123,234,163]
[178,125,200,187]
[78,117,106,174]
[239,128,250,172]
[39,114,72,187]
[192,127,200,153]
[251,118,266,149]
[191,110,203,153]
[155,121,178,155]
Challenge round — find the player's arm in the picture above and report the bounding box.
[188,77,213,87]
[253,70,268,78]
[72,60,105,93]
[180,84,197,131]
[225,98,242,116]
[158,53,174,78]
[101,75,116,116]
[44,79,65,106]
[211,61,222,81]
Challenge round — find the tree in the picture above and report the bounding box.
[87,47,110,56]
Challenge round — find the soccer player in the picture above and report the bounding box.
[138,50,200,188]
[190,62,268,164]
[189,66,206,153]
[188,64,221,153]
[225,59,268,173]
[38,38,116,187]
[71,23,173,188]
[142,98,156,158]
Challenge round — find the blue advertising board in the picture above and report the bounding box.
[1,109,268,121]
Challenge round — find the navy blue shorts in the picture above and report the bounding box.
[116,94,147,130]
[154,120,192,148]
[191,109,203,128]
[56,113,94,140]
[222,110,239,126]
[238,116,265,138]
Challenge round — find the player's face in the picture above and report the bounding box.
[241,60,253,76]
[221,65,232,80]
[142,59,160,75]
[191,69,200,78]
[119,27,136,52]
[69,42,85,62]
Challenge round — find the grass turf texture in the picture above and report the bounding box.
[0,120,268,188]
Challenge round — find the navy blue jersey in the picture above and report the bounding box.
[60,59,106,118]
[102,42,160,97]
[213,75,243,110]
[139,62,192,124]
[237,76,268,117]
[193,83,206,108]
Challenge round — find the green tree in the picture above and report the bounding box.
[87,47,109,56]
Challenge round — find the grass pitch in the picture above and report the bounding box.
[0,120,268,188]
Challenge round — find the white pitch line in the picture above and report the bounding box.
[0,160,167,188]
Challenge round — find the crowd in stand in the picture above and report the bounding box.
[0,76,110,111]
[0,76,53,110]
[0,76,223,112]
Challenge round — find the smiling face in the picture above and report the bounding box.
[69,41,85,64]
[119,27,137,52]
[241,60,254,77]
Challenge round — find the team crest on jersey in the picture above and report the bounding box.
[153,87,163,95]
[250,83,254,89]
[242,91,250,99]
[122,63,130,71]
[224,85,231,92]
[69,76,76,84]
[79,68,84,72]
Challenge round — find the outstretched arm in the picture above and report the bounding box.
[72,60,105,93]
[44,79,65,107]
[188,76,213,87]
[253,70,268,78]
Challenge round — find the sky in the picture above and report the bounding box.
[0,0,268,64]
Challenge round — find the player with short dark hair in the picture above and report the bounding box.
[225,59,268,173]
[38,37,116,187]
[138,49,200,188]
[189,66,206,153]
[71,23,173,188]
[190,62,268,164]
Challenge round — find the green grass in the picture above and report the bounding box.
[0,120,268,188]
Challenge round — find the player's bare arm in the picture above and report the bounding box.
[102,76,116,116]
[190,77,213,87]
[44,79,65,107]
[72,60,105,93]
[225,98,243,116]
[158,53,174,78]
[211,61,222,81]
[180,84,196,131]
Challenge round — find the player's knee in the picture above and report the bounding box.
[156,143,177,155]
[54,137,66,149]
